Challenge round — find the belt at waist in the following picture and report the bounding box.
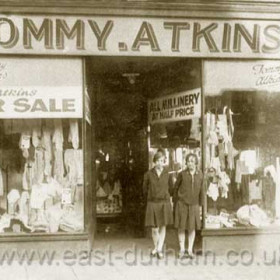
[148,198,170,203]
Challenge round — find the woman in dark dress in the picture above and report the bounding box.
[174,153,204,259]
[143,150,173,259]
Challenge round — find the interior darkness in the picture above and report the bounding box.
[86,56,201,237]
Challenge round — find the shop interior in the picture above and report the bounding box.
[86,56,202,238]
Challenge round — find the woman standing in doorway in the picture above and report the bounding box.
[174,153,204,259]
[143,149,173,259]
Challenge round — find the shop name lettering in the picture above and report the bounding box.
[1,18,280,54]
[0,97,76,113]
[253,64,280,86]
[149,92,200,121]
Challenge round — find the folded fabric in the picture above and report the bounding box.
[60,207,83,232]
[0,214,12,233]
[236,204,269,227]
[46,203,64,233]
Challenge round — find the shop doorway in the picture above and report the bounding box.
[85,57,202,240]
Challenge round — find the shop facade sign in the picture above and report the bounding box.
[204,60,280,95]
[0,57,83,118]
[148,88,201,124]
[0,15,280,58]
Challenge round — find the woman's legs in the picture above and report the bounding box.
[187,229,196,255]
[178,229,186,253]
[157,226,166,253]
[151,227,159,254]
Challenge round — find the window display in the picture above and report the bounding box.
[0,57,84,235]
[0,119,84,234]
[204,60,280,229]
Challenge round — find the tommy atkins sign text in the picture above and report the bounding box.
[1,15,280,58]
[148,88,201,124]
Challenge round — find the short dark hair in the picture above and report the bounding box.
[185,153,198,165]
[153,149,166,163]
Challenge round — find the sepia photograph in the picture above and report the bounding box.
[0,1,280,279]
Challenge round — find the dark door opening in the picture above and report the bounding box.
[85,56,202,240]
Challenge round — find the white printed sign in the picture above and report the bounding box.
[0,57,83,118]
[0,86,82,118]
[148,88,201,124]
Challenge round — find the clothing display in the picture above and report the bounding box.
[236,204,270,228]
[68,120,79,149]
[0,119,84,234]
[0,168,3,196]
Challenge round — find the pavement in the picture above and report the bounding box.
[1,228,280,280]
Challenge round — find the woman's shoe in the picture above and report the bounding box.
[157,252,164,260]
[187,251,195,259]
[177,251,186,260]
[150,249,157,257]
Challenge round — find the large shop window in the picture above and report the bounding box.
[203,60,280,229]
[0,57,84,235]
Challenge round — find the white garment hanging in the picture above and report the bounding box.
[32,120,42,148]
[52,119,64,151]
[68,120,79,149]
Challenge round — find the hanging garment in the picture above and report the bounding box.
[276,158,280,218]
[210,157,221,173]
[34,148,45,184]
[205,144,211,169]
[53,150,65,184]
[44,150,52,177]
[52,119,64,151]
[7,189,20,215]
[42,122,53,154]
[235,160,250,184]
[226,107,234,140]
[216,110,228,141]
[207,182,219,201]
[227,142,238,170]
[240,150,257,174]
[68,120,79,149]
[64,149,83,185]
[31,120,42,148]
[0,168,3,196]
[189,117,201,141]
[19,134,31,159]
[218,171,230,199]
[22,161,34,191]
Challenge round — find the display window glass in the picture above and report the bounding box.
[203,60,280,229]
[0,57,85,235]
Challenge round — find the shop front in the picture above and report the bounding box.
[1,1,280,256]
